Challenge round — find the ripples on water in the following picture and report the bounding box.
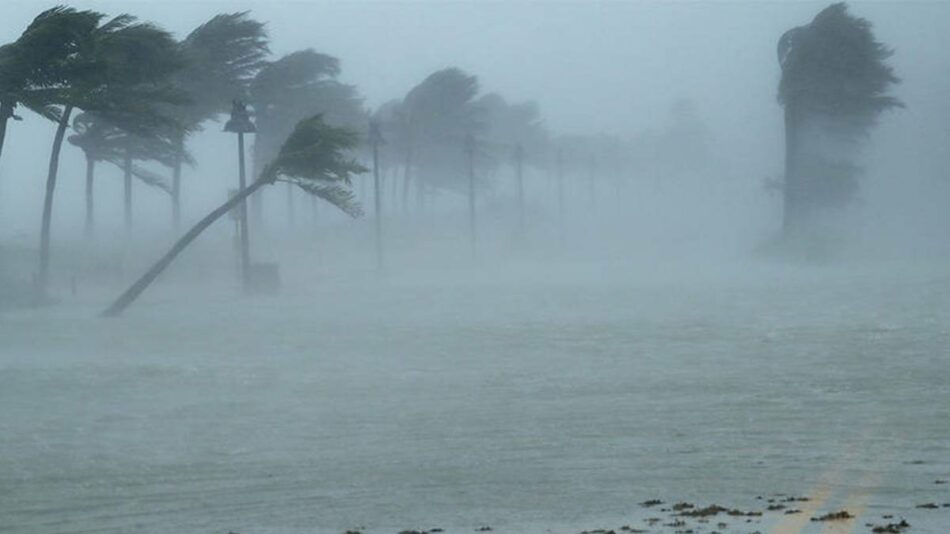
[1,262,948,532]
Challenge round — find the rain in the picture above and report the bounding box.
[1,1,949,533]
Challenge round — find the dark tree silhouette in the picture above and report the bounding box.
[0,7,102,184]
[102,114,365,317]
[68,112,192,236]
[400,68,482,208]
[249,49,366,225]
[475,92,549,234]
[31,10,185,298]
[169,12,269,229]
[777,2,902,237]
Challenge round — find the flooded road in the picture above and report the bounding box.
[2,260,949,533]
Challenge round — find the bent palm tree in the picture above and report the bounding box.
[35,12,184,298]
[777,2,901,237]
[102,114,365,317]
[0,7,101,182]
[249,49,366,224]
[68,112,193,236]
[169,12,269,228]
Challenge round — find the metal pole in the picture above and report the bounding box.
[123,150,132,233]
[238,131,251,290]
[373,134,383,271]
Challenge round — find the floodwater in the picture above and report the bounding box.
[2,256,949,533]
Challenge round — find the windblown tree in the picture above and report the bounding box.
[396,67,483,211]
[777,2,902,238]
[476,92,549,231]
[369,99,405,210]
[68,112,192,236]
[249,49,366,224]
[0,7,103,179]
[32,10,185,297]
[169,12,269,228]
[102,114,365,316]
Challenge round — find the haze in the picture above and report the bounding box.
[1,1,949,533]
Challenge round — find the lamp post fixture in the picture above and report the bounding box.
[224,100,255,291]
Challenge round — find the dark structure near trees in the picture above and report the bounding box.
[777,3,902,238]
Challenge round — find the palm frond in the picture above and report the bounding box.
[176,12,269,123]
[262,114,366,217]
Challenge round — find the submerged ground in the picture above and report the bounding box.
[1,254,948,533]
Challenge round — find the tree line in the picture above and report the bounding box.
[0,2,902,313]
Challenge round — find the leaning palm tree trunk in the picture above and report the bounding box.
[0,101,12,171]
[401,145,412,215]
[123,151,133,231]
[84,156,95,238]
[102,177,268,317]
[37,105,73,298]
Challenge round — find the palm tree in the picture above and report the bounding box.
[777,2,902,237]
[102,114,365,316]
[169,12,269,229]
[398,68,482,210]
[0,7,102,179]
[248,49,366,226]
[68,112,192,237]
[475,92,548,235]
[34,12,184,298]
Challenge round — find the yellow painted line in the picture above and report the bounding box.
[770,484,834,534]
[770,429,877,534]
[820,458,888,534]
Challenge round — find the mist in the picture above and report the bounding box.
[2,1,950,533]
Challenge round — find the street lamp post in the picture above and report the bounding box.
[224,100,256,291]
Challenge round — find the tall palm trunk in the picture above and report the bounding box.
[402,144,413,215]
[372,136,383,271]
[102,177,269,317]
[0,101,12,171]
[252,139,264,225]
[390,166,398,211]
[171,132,184,231]
[0,101,14,211]
[415,167,425,214]
[84,155,95,239]
[123,150,133,232]
[37,104,73,298]
[286,182,295,225]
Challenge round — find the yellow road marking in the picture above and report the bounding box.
[770,484,833,534]
[819,466,886,534]
[770,422,890,534]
